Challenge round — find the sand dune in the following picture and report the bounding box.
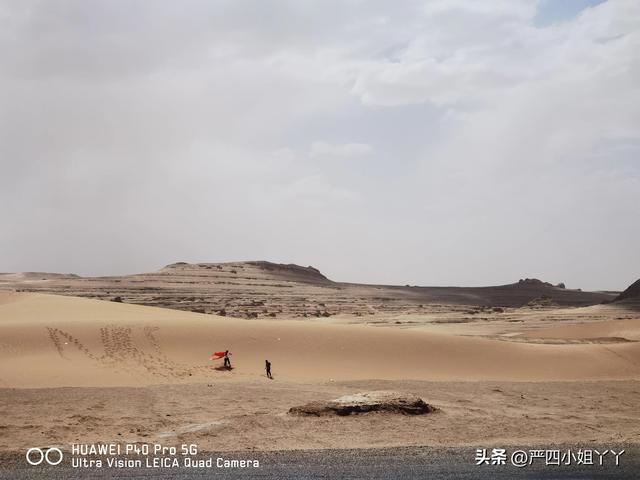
[517,318,640,341]
[1,292,638,388]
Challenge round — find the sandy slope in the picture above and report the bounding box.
[1,292,638,388]
[517,318,640,341]
[1,291,639,453]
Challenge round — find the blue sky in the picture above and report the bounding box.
[535,0,606,26]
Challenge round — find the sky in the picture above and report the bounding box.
[1,0,638,291]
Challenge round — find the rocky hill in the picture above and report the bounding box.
[613,278,640,304]
[0,262,617,319]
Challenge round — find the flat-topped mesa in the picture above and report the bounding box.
[161,260,333,284]
[245,261,332,284]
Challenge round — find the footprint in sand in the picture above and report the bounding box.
[46,324,202,379]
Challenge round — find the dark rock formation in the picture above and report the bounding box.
[518,278,553,287]
[614,279,640,302]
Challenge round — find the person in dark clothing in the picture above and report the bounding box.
[265,359,272,379]
[224,350,231,368]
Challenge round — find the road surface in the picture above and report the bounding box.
[1,445,637,479]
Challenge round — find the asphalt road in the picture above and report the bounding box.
[1,445,637,479]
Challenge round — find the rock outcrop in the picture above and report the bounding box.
[518,278,553,287]
[614,278,640,303]
[289,391,435,416]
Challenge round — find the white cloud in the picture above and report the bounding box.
[1,0,638,290]
[350,0,639,108]
[309,141,373,159]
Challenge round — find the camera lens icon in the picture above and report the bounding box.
[26,447,63,466]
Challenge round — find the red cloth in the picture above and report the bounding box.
[210,351,230,360]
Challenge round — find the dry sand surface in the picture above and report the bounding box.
[2,381,639,452]
[1,290,639,452]
[515,318,640,341]
[1,292,639,387]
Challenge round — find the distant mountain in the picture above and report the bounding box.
[0,261,618,318]
[163,261,331,284]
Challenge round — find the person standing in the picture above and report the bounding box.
[224,350,231,368]
[265,359,272,379]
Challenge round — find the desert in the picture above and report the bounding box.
[1,262,639,458]
[3,1,640,477]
